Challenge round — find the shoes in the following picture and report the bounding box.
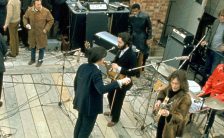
[103,112,111,116]
[7,52,16,57]
[36,61,43,67]
[107,121,116,127]
[0,100,2,107]
[28,60,35,65]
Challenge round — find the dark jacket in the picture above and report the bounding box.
[0,0,7,28]
[113,47,137,90]
[157,88,192,138]
[21,0,32,13]
[205,19,224,48]
[73,63,120,116]
[0,33,7,72]
[42,0,52,11]
[128,11,152,54]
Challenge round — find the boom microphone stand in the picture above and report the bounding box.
[178,26,211,71]
[178,34,207,70]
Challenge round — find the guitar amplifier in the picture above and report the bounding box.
[171,28,194,45]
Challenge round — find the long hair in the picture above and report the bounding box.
[218,9,224,16]
[167,70,189,92]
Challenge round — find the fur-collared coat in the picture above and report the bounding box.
[23,6,54,49]
[157,89,192,138]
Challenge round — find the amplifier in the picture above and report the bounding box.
[171,28,194,45]
[94,31,139,54]
[87,2,108,11]
[94,31,118,54]
[108,3,125,11]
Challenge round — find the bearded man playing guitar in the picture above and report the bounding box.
[104,32,138,127]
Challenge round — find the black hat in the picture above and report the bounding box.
[86,46,107,63]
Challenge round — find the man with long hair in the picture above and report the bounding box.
[154,70,192,138]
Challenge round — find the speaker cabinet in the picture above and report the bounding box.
[163,36,193,69]
[69,12,108,51]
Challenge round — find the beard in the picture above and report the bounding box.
[118,44,126,50]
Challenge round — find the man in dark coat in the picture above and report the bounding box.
[0,33,8,107]
[73,46,131,138]
[0,0,7,35]
[104,32,138,127]
[20,0,32,48]
[128,3,152,76]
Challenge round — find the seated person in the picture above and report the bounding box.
[197,63,224,138]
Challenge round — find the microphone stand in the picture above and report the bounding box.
[38,48,81,121]
[178,26,210,71]
[58,48,81,106]
[178,34,207,70]
[129,56,187,71]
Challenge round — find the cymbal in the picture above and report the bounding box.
[189,91,201,101]
[205,97,224,110]
[152,61,176,77]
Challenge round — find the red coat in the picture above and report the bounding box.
[201,64,224,102]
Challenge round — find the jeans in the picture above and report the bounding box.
[205,49,224,74]
[31,48,45,62]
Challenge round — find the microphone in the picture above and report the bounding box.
[77,48,81,63]
[107,46,115,52]
[175,56,189,60]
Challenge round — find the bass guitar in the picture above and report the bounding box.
[103,61,126,80]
